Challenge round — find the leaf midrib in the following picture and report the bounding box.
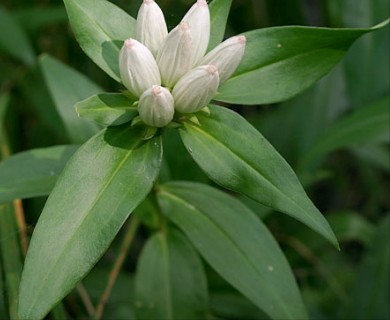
[161,233,173,318]
[25,130,141,317]
[184,122,329,238]
[160,190,293,319]
[230,46,346,82]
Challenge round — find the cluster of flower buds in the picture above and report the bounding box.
[119,0,246,128]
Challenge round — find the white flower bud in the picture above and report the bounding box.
[173,65,219,113]
[136,0,168,56]
[182,0,210,66]
[199,35,246,84]
[138,85,174,127]
[119,39,161,97]
[157,21,193,88]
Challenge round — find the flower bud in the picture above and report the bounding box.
[182,0,210,66]
[173,65,219,113]
[119,39,161,97]
[136,0,168,56]
[138,85,174,127]
[157,21,193,88]
[199,35,246,84]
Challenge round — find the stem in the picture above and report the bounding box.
[0,120,28,257]
[13,199,28,256]
[94,216,140,320]
[76,283,95,317]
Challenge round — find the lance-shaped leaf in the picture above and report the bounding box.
[158,182,308,320]
[75,93,138,126]
[215,20,389,104]
[299,96,390,168]
[208,0,232,51]
[0,145,78,204]
[63,0,136,81]
[18,125,163,320]
[179,105,337,247]
[0,6,35,65]
[135,229,209,319]
[40,54,101,143]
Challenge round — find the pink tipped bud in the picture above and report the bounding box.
[157,22,193,88]
[199,35,246,84]
[119,38,161,97]
[138,85,174,127]
[182,0,210,66]
[172,65,219,113]
[136,0,168,56]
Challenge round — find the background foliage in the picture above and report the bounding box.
[0,0,389,319]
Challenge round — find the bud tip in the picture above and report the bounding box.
[124,38,136,49]
[179,21,190,31]
[143,0,154,3]
[196,0,208,7]
[237,35,246,45]
[207,65,218,75]
[152,85,162,96]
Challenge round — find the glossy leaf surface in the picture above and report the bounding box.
[180,105,337,247]
[40,54,101,143]
[75,93,138,126]
[18,125,162,320]
[135,229,208,319]
[215,21,389,104]
[0,145,77,204]
[158,182,307,319]
[63,0,136,81]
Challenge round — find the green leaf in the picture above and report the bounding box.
[135,228,209,319]
[14,6,67,32]
[351,144,390,172]
[346,216,389,319]
[63,0,136,81]
[83,268,136,319]
[18,125,163,320]
[327,212,374,246]
[158,182,308,320]
[208,0,232,51]
[50,304,68,320]
[40,54,101,143]
[0,6,35,65]
[300,97,390,167]
[0,203,23,320]
[211,293,269,320]
[75,93,138,126]
[179,105,337,247]
[0,145,78,204]
[328,0,390,108]
[215,21,389,104]
[19,66,66,138]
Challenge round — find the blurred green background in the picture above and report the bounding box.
[0,0,389,319]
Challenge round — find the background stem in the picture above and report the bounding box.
[94,216,140,319]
